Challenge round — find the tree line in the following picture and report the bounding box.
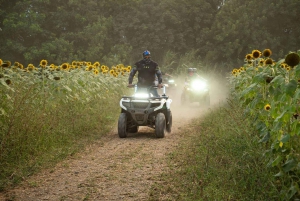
[0,0,299,72]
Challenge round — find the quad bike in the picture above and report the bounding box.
[118,85,172,138]
[181,78,210,106]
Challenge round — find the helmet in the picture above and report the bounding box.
[142,50,151,58]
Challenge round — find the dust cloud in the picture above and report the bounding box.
[159,73,229,121]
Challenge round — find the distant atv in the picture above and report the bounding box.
[181,78,210,106]
[118,85,172,138]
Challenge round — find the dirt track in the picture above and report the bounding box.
[0,80,227,201]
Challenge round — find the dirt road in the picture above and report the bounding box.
[0,80,227,201]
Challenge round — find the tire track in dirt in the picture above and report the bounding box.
[0,80,226,201]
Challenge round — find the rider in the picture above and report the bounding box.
[128,50,163,97]
[184,68,206,88]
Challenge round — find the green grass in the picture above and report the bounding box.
[0,68,130,191]
[149,99,279,200]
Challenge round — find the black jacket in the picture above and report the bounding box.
[128,59,162,86]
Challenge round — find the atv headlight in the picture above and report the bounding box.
[191,80,208,91]
[134,93,149,98]
[168,79,175,83]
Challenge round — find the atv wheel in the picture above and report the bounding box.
[118,113,127,138]
[155,113,166,138]
[166,111,172,133]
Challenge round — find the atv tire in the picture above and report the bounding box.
[118,113,127,138]
[166,111,172,133]
[155,113,166,138]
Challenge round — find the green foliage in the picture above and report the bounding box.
[230,50,300,200]
[149,99,278,200]
[0,64,130,190]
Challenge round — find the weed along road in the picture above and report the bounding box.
[0,81,227,201]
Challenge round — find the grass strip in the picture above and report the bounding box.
[149,99,279,200]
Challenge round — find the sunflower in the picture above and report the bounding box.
[0,59,3,66]
[231,69,238,75]
[72,61,77,66]
[113,73,118,77]
[61,63,69,70]
[87,62,91,66]
[14,62,19,67]
[259,59,265,65]
[285,52,300,67]
[262,49,272,57]
[40,59,48,67]
[93,69,99,75]
[101,65,106,71]
[246,54,252,60]
[127,66,132,71]
[102,70,108,75]
[109,69,115,75]
[239,67,245,71]
[94,61,100,67]
[18,64,24,69]
[5,79,12,85]
[87,65,93,71]
[264,104,271,111]
[2,61,11,68]
[280,63,287,69]
[252,50,262,59]
[286,66,291,71]
[265,58,273,65]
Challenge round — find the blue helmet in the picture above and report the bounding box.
[142,50,151,58]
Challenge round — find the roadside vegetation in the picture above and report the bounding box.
[149,98,279,200]
[149,49,300,200]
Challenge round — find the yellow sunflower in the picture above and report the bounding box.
[2,61,11,68]
[61,63,69,70]
[40,59,48,67]
[109,70,115,75]
[0,59,3,66]
[246,54,252,60]
[94,61,100,67]
[93,69,99,75]
[264,104,271,111]
[127,66,132,71]
[262,49,272,57]
[265,58,273,65]
[252,50,262,59]
[286,66,291,71]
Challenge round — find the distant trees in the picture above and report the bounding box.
[0,0,299,69]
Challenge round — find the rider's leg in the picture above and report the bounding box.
[150,88,159,97]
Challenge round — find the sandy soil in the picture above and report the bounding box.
[0,79,227,201]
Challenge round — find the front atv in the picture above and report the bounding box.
[118,85,172,138]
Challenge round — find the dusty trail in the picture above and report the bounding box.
[0,80,227,201]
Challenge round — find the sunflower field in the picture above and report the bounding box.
[230,49,300,199]
[0,59,132,190]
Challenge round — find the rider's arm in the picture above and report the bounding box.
[128,65,138,84]
[156,67,163,84]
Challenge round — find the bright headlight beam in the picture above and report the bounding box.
[191,80,207,91]
[134,93,149,98]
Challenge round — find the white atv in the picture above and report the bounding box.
[118,85,172,138]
